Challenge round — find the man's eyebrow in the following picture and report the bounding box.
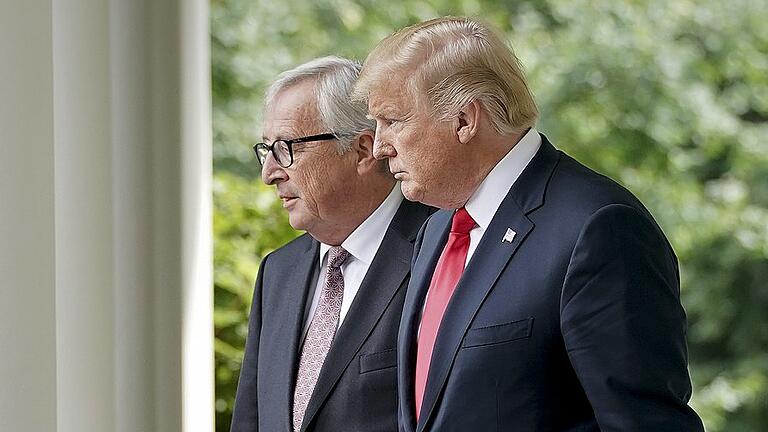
[262,130,296,142]
[369,108,398,119]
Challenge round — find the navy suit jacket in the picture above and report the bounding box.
[231,199,433,432]
[398,136,704,431]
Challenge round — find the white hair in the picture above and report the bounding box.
[265,56,374,153]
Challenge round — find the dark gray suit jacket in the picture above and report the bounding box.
[231,199,432,432]
[398,136,704,432]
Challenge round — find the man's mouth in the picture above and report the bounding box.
[279,195,298,207]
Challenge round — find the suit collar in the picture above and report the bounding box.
[300,200,431,431]
[507,133,560,215]
[465,127,542,231]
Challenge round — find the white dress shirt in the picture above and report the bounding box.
[302,184,404,337]
[462,128,541,265]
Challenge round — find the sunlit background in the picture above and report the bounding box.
[211,0,768,430]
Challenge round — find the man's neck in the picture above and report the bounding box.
[449,131,525,209]
[311,179,396,246]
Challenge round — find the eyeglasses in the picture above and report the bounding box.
[253,133,338,168]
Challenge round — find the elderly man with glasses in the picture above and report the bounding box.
[230,56,432,432]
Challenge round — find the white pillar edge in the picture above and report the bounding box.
[179,0,215,430]
[149,0,214,430]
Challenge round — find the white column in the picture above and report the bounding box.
[110,0,158,430]
[178,0,215,430]
[148,0,214,431]
[0,0,213,430]
[0,2,57,431]
[53,1,116,430]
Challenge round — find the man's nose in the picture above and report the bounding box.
[373,135,396,160]
[261,152,287,185]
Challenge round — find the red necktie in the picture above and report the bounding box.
[414,207,476,420]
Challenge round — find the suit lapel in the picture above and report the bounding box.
[275,237,319,431]
[301,200,431,431]
[416,201,533,431]
[414,135,562,431]
[398,210,452,432]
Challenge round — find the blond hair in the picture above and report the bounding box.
[354,16,538,135]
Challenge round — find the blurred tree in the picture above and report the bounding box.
[212,0,768,430]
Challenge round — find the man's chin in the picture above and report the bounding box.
[402,183,447,208]
[400,182,422,203]
[286,211,306,232]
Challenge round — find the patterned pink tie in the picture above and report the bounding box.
[292,246,350,431]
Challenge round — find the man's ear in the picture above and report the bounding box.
[456,100,481,144]
[352,130,378,173]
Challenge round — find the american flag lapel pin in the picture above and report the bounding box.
[502,228,516,243]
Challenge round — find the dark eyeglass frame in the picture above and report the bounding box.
[253,132,338,168]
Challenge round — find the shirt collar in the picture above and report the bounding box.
[464,128,541,231]
[319,183,404,266]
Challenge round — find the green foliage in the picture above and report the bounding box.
[213,172,300,426]
[212,0,768,430]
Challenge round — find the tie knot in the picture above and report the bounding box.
[327,246,350,269]
[451,207,476,235]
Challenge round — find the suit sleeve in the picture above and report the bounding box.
[560,204,704,432]
[230,253,269,432]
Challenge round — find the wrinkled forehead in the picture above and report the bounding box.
[265,81,318,117]
[368,83,405,110]
[262,82,322,136]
